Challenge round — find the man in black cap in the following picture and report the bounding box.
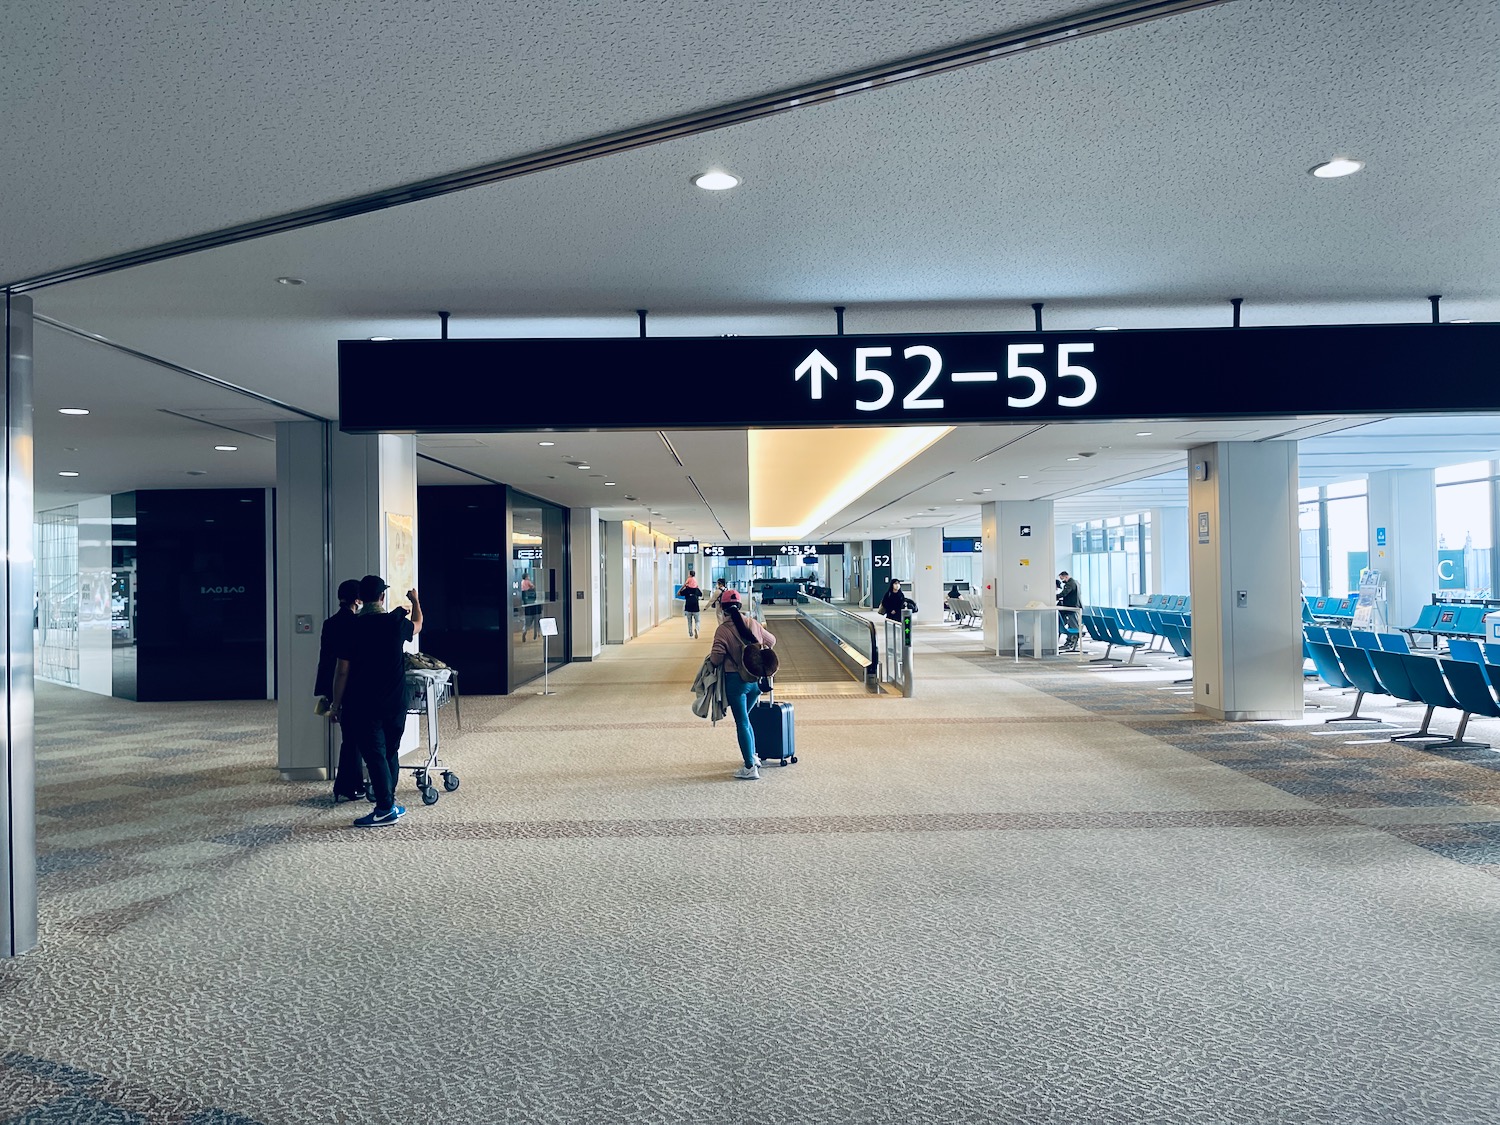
[316,578,365,801]
[331,575,423,827]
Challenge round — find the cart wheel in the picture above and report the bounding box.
[790,755,798,764]
[421,785,440,806]
[442,772,460,792]
[413,770,428,790]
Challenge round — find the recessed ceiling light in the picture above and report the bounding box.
[1018,475,1029,479]
[1309,157,1363,179]
[1093,325,1119,331]
[692,170,741,191]
[57,407,90,415]
[577,464,591,469]
[1135,432,1153,437]
[981,488,993,492]
[369,336,393,342]
[604,482,616,486]
[215,445,238,451]
[57,470,79,477]
[1066,457,1080,461]
[1449,319,1472,325]
[538,441,555,447]
[954,498,964,502]
[276,276,305,285]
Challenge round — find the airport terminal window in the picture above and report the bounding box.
[36,507,80,686]
[1435,462,1495,597]
[1298,490,1323,597]
[1071,513,1148,606]
[1298,482,1367,597]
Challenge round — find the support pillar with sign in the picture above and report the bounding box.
[275,424,417,780]
[1187,441,1301,720]
[1366,469,1436,633]
[911,527,944,627]
[981,501,1055,656]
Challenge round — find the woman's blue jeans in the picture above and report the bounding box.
[724,675,762,768]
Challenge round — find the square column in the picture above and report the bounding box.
[910,527,943,626]
[570,508,603,660]
[1187,441,1302,721]
[276,424,416,780]
[1366,469,1436,633]
[981,500,1055,655]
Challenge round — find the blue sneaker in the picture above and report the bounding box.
[353,805,405,828]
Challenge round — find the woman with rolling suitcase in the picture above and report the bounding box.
[708,601,778,780]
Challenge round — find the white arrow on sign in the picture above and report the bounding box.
[795,349,838,399]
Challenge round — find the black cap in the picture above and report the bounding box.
[337,579,362,604]
[359,575,390,602]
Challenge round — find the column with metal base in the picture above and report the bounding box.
[2,293,37,958]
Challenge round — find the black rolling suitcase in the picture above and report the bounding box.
[750,682,798,766]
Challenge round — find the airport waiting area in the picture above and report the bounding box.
[4,614,1499,1125]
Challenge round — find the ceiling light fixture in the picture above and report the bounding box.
[275,276,305,285]
[1135,432,1153,437]
[1450,319,1472,325]
[692,170,740,191]
[215,445,238,451]
[1066,457,1080,461]
[577,464,591,469]
[369,336,393,342]
[1093,325,1119,331]
[1018,475,1029,479]
[1309,157,1363,179]
[57,470,79,477]
[604,482,616,486]
[58,407,90,415]
[981,488,993,492]
[538,441,555,447]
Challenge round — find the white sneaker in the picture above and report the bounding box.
[733,765,761,780]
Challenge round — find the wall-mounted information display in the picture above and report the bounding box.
[513,547,545,560]
[339,323,1500,433]
[673,540,701,554]
[942,537,983,553]
[702,545,726,557]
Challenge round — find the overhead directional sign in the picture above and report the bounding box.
[338,323,1500,434]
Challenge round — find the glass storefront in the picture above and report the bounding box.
[510,492,568,689]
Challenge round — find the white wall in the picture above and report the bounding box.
[76,495,113,696]
[570,508,603,659]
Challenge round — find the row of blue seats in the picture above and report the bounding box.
[1304,625,1409,654]
[1401,602,1493,645]
[1141,594,1190,612]
[1305,639,1500,749]
[1305,595,1358,621]
[1080,606,1192,663]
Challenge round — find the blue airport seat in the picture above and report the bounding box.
[1088,614,1146,665]
[1304,624,1329,646]
[1325,627,1354,649]
[1400,604,1445,649]
[1377,632,1410,654]
[1403,654,1479,750]
[1307,640,1353,692]
[1302,599,1316,623]
[1437,659,1497,750]
[1366,652,1454,744]
[1351,630,1381,651]
[1487,643,1500,665]
[1456,605,1488,636]
[1332,643,1388,721]
[1447,638,1484,663]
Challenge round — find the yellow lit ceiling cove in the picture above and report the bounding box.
[749,427,952,540]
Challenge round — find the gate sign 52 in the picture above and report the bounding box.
[793,341,1096,413]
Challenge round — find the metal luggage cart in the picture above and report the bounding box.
[402,668,460,805]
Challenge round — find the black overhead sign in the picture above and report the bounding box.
[338,324,1500,433]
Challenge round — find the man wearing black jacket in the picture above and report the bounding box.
[332,575,423,828]
[316,578,364,801]
[1057,571,1081,652]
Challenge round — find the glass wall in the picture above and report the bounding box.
[36,507,79,686]
[1435,461,1494,597]
[510,492,568,688]
[1298,480,1368,597]
[1069,512,1150,606]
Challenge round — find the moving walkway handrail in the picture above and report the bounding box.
[796,595,879,688]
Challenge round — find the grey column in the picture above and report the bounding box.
[3,293,36,958]
[1187,441,1302,721]
[1366,469,1436,634]
[980,500,1055,655]
[275,421,332,780]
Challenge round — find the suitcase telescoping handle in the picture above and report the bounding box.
[758,675,773,703]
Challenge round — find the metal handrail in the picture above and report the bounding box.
[795,595,879,689]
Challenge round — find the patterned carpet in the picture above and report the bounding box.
[4,624,1500,1124]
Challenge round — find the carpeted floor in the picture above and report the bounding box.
[4,621,1500,1124]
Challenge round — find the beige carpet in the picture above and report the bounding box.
[4,622,1500,1124]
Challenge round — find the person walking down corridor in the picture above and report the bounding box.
[332,576,423,827]
[880,579,914,622]
[708,600,776,780]
[1056,571,1081,652]
[679,570,705,638]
